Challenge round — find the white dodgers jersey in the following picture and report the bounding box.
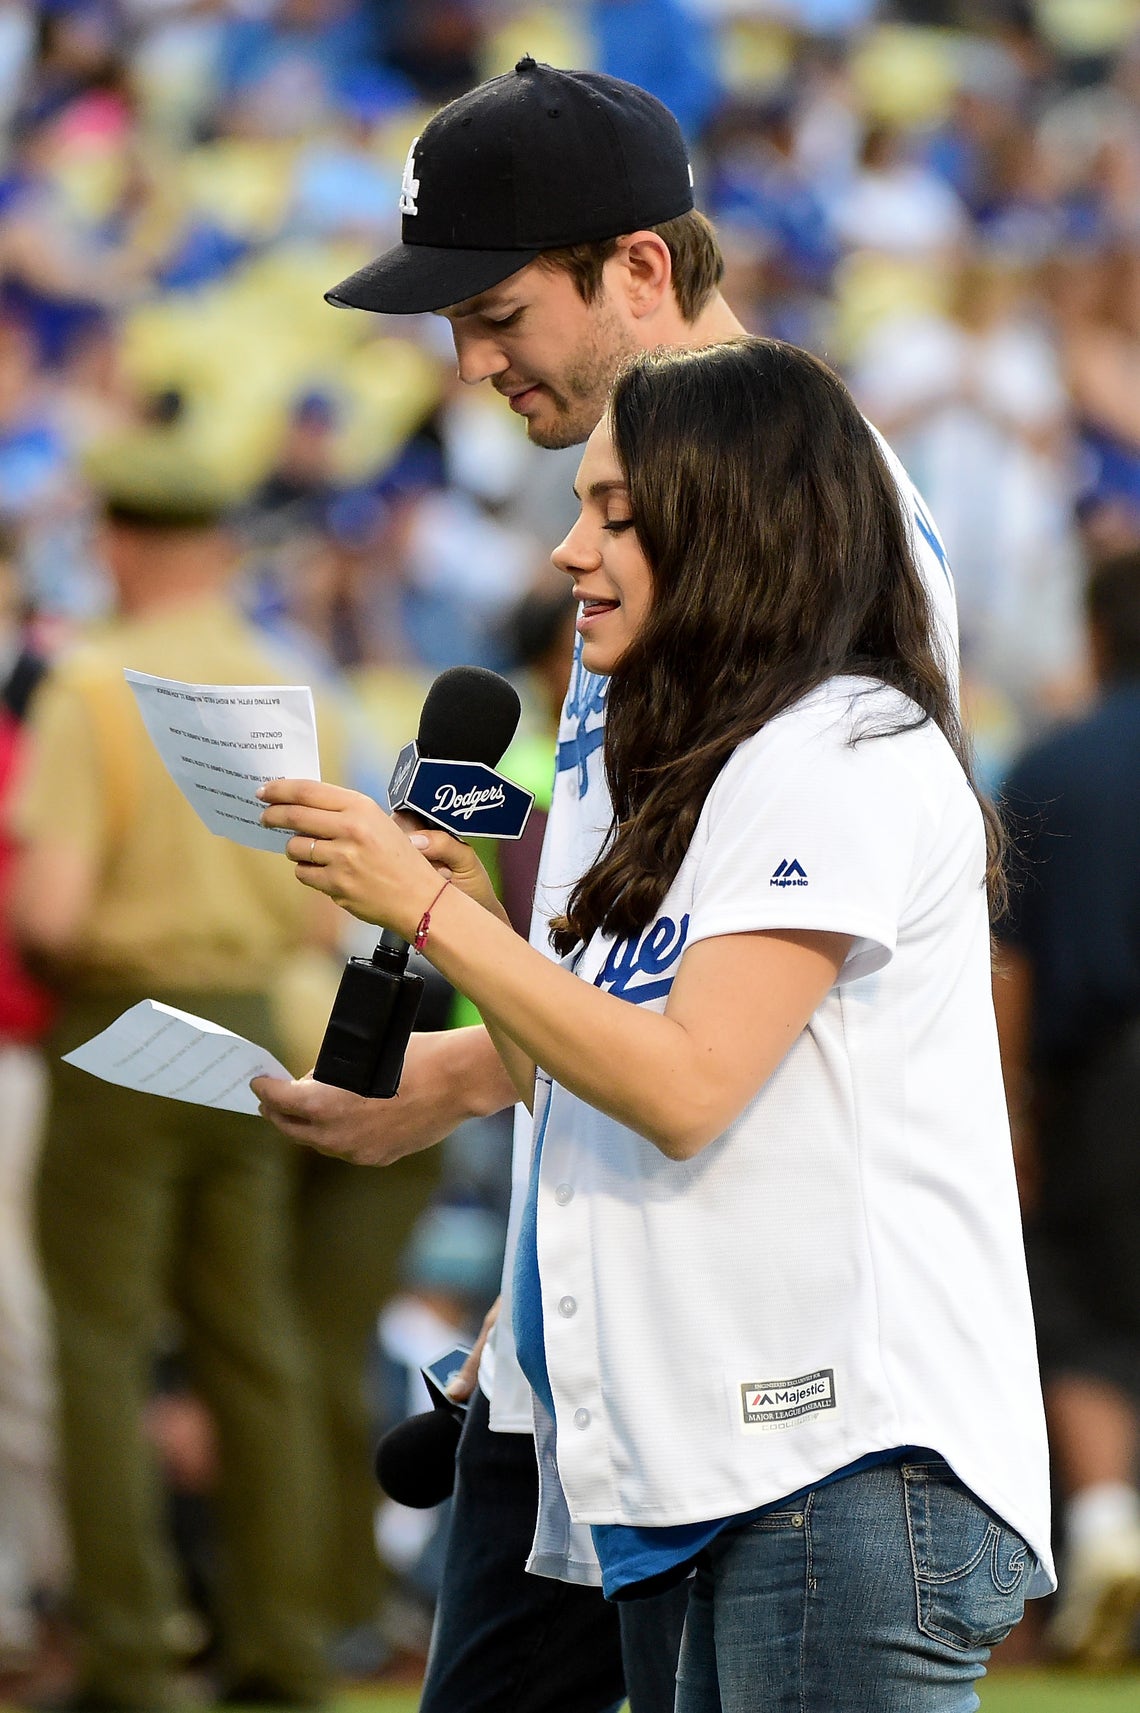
[485,431,961,1432]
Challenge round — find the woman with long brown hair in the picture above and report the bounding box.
[259,337,1053,1711]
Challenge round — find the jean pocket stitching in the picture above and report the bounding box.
[920,1520,1000,1587]
[988,1532,1028,1597]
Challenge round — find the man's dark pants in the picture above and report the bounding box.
[419,1387,689,1713]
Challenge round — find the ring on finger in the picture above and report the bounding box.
[308,838,317,864]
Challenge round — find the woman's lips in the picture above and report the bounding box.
[577,598,620,630]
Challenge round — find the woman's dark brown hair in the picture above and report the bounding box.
[551,336,1002,955]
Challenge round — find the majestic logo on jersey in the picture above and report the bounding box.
[594,913,689,1006]
[770,859,807,887]
[740,1368,836,1432]
[556,638,608,800]
[399,138,421,216]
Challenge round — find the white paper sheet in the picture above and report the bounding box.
[63,999,290,1115]
[124,669,320,852]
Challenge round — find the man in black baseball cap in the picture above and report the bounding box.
[325,56,740,453]
[258,57,955,1713]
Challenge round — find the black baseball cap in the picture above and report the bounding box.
[325,57,694,315]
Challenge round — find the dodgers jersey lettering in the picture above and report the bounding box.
[557,647,608,800]
[594,914,689,1004]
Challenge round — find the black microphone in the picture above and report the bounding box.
[312,668,522,1099]
[373,665,522,961]
[415,665,522,776]
[374,1407,463,1507]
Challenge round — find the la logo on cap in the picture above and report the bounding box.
[399,138,420,217]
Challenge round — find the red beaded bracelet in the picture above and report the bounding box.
[413,876,452,952]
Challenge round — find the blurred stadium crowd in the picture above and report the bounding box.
[2,0,1140,1701]
[8,0,1140,756]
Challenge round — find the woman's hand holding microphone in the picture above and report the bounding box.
[256,778,507,934]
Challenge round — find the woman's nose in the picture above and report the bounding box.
[551,519,600,577]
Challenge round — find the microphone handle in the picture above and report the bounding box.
[311,933,424,1099]
[364,833,451,1089]
[367,958,424,1097]
[313,803,461,1097]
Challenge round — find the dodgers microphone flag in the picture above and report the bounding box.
[386,663,533,836]
[388,743,533,839]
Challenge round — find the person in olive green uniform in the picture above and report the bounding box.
[10,443,335,1712]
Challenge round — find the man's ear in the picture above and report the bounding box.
[611,232,673,321]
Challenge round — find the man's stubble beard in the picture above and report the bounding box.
[525,306,640,450]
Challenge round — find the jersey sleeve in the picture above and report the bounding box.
[685,695,931,983]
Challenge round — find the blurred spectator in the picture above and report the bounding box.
[372,1202,504,1654]
[289,110,402,243]
[995,548,1140,1668]
[215,0,382,138]
[829,121,969,258]
[8,425,337,1711]
[19,2,121,129]
[0,97,151,370]
[380,0,480,105]
[973,119,1068,263]
[1054,243,1140,559]
[0,318,73,519]
[291,1117,446,1677]
[246,389,342,542]
[705,95,838,295]
[850,250,1084,751]
[0,526,65,1671]
[140,1350,220,1674]
[0,3,34,134]
[591,0,720,139]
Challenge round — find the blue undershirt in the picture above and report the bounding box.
[513,1086,915,1600]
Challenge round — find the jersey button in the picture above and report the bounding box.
[574,1408,591,1430]
[554,1183,574,1205]
[558,1295,577,1318]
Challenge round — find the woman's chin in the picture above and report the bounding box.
[578,642,619,676]
[577,631,630,677]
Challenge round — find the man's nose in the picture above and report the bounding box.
[453,330,510,386]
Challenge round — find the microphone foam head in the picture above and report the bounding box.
[417,667,522,768]
[374,1407,462,1508]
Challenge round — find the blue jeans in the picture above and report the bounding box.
[675,1456,1033,1713]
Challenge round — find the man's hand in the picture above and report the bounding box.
[251,1025,516,1166]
